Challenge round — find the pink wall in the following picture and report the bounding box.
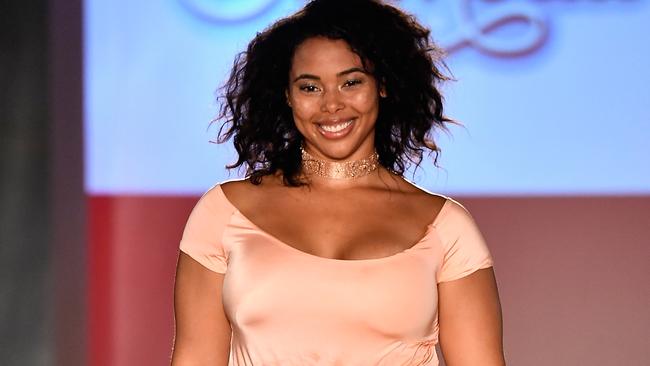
[88,195,650,365]
[462,196,650,365]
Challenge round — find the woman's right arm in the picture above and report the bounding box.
[170,252,231,365]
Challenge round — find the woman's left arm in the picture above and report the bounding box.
[438,267,505,366]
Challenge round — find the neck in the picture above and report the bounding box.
[299,145,380,180]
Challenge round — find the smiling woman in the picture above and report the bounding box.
[287,37,383,158]
[212,0,455,187]
[171,1,505,365]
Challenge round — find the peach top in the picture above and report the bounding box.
[179,182,494,366]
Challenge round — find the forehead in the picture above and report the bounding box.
[290,37,363,74]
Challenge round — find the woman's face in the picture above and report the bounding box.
[286,36,385,162]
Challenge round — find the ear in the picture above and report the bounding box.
[379,80,387,98]
[285,89,292,107]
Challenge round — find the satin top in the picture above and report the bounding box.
[179,181,494,366]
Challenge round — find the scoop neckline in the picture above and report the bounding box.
[216,184,450,264]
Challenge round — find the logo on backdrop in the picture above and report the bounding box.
[180,0,279,23]
[427,0,547,57]
[179,0,631,57]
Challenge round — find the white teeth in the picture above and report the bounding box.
[320,120,353,132]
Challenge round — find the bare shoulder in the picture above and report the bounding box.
[404,180,448,205]
[219,177,252,210]
[220,177,251,195]
[220,173,282,210]
[382,172,449,222]
[408,183,449,222]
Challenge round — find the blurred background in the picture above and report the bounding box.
[1,0,649,365]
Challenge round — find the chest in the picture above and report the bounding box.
[221,221,443,338]
[239,190,435,261]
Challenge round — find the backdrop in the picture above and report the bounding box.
[80,1,650,365]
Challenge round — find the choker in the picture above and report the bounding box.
[300,145,380,179]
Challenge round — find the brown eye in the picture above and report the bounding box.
[343,79,362,88]
[299,84,319,92]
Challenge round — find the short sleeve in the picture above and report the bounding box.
[435,198,494,283]
[179,184,234,274]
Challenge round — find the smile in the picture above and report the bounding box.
[317,119,356,139]
[320,120,353,132]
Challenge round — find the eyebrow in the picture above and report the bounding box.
[292,67,367,82]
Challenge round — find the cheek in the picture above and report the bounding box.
[290,97,318,122]
[288,98,316,138]
[350,91,379,114]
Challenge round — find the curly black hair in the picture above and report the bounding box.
[214,0,457,187]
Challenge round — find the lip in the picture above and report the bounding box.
[316,118,356,139]
[317,116,357,125]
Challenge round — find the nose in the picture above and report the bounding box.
[320,89,344,113]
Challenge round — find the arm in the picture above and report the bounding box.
[170,252,231,365]
[438,267,505,366]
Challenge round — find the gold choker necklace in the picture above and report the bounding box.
[300,145,380,179]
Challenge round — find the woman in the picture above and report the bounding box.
[172,0,505,365]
